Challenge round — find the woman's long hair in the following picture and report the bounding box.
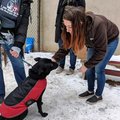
[62,6,86,55]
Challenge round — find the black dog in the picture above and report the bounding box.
[0,57,58,120]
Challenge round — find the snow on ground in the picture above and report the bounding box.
[2,52,120,120]
[110,55,120,61]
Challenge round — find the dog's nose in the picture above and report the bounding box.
[53,63,58,69]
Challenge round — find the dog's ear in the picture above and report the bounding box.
[31,62,43,75]
[34,57,44,74]
[34,57,41,62]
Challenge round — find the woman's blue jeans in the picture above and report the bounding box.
[0,44,26,98]
[58,39,77,70]
[86,38,119,96]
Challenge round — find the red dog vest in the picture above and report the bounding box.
[0,79,47,118]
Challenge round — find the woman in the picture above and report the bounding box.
[52,6,119,104]
[55,0,85,75]
[0,0,33,104]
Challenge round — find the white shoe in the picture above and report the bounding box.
[56,66,64,74]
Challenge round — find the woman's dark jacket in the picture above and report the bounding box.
[52,12,119,68]
[0,0,33,49]
[14,0,33,49]
[55,0,86,43]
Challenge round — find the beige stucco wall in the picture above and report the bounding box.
[29,0,120,55]
[40,0,58,51]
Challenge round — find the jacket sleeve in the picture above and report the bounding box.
[14,4,31,49]
[55,0,65,43]
[84,22,107,68]
[76,0,86,8]
[69,0,86,8]
[78,0,86,7]
[52,47,69,62]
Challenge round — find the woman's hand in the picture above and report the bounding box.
[10,46,21,58]
[10,50,19,58]
[79,65,87,73]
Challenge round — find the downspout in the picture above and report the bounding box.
[37,0,41,51]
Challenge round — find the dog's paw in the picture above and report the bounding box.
[40,112,48,117]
